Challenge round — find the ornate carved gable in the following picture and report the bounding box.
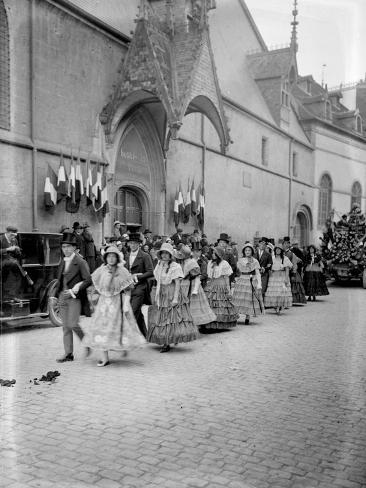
[100,0,230,153]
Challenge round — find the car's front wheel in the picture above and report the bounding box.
[47,281,62,327]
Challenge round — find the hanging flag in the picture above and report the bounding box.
[92,163,103,211]
[191,179,197,216]
[173,189,179,226]
[75,154,84,202]
[178,184,185,223]
[67,154,76,204]
[198,186,205,229]
[56,153,68,202]
[44,164,57,209]
[183,180,191,223]
[96,166,109,222]
[85,157,93,206]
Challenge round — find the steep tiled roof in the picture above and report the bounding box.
[248,48,293,80]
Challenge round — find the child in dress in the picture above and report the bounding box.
[232,243,264,325]
[147,243,198,353]
[177,245,216,330]
[264,244,293,314]
[204,247,239,331]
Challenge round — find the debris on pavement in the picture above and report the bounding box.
[0,379,16,387]
[30,371,61,385]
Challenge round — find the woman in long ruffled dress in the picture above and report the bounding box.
[147,243,199,353]
[264,244,293,314]
[303,245,329,301]
[204,247,239,331]
[83,246,145,367]
[176,245,216,331]
[232,243,264,325]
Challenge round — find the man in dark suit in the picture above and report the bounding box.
[55,232,92,363]
[125,232,153,338]
[216,232,237,284]
[254,237,272,298]
[171,228,183,246]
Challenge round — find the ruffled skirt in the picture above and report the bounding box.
[232,275,264,316]
[290,272,307,304]
[147,283,199,345]
[303,271,329,296]
[180,279,216,326]
[204,276,239,329]
[264,270,293,308]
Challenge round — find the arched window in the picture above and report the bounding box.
[0,0,10,130]
[351,181,362,209]
[114,187,142,230]
[318,174,332,227]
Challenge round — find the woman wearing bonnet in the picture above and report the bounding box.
[83,245,145,366]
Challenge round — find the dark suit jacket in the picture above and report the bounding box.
[56,253,92,316]
[171,233,183,246]
[125,249,154,304]
[254,250,272,272]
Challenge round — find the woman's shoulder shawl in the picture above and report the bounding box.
[92,264,134,295]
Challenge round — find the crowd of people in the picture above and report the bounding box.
[53,225,329,366]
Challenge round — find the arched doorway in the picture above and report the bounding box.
[294,212,309,248]
[114,187,143,231]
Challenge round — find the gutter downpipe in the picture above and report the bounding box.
[288,138,293,237]
[200,114,206,233]
[30,0,38,231]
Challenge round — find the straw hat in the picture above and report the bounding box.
[157,242,175,259]
[103,245,122,264]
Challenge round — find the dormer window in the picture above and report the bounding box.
[325,101,332,120]
[355,115,363,133]
[281,81,289,107]
[306,79,312,95]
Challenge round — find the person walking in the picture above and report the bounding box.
[283,236,307,305]
[204,247,239,331]
[254,237,272,299]
[82,222,96,272]
[177,245,216,330]
[303,245,329,301]
[232,243,264,325]
[55,231,92,362]
[125,233,154,338]
[216,233,238,285]
[82,246,145,366]
[264,244,293,314]
[147,243,198,353]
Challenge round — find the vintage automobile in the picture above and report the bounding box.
[0,232,62,326]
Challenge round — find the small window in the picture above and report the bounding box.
[261,137,268,166]
[306,79,312,95]
[318,174,332,227]
[292,152,298,177]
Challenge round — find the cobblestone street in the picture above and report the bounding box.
[1,283,366,488]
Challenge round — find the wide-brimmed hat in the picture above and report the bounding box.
[157,242,175,259]
[103,245,122,264]
[61,231,78,246]
[191,241,202,251]
[274,244,284,252]
[129,232,142,243]
[6,225,18,233]
[242,242,255,254]
[113,221,122,226]
[217,233,230,243]
[213,247,226,260]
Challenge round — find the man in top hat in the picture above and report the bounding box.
[125,232,154,337]
[171,228,183,246]
[217,233,237,284]
[0,225,24,300]
[72,222,85,256]
[254,237,272,298]
[55,231,92,362]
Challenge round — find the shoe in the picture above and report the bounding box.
[97,360,110,367]
[56,353,74,363]
[160,345,171,353]
[244,318,250,325]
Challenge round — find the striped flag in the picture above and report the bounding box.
[173,189,179,226]
[96,167,109,222]
[85,157,93,206]
[191,179,197,216]
[92,163,103,211]
[56,153,68,202]
[183,181,191,223]
[198,186,205,229]
[68,154,76,204]
[75,155,84,202]
[178,184,185,223]
[44,164,57,209]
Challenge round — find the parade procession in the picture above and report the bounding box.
[1,1,366,487]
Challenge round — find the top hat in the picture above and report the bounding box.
[242,242,255,254]
[72,221,83,230]
[129,232,142,243]
[191,241,202,251]
[157,242,175,259]
[61,231,78,246]
[213,247,226,260]
[282,236,291,243]
[6,225,18,233]
[103,245,122,264]
[217,233,230,243]
[259,237,268,243]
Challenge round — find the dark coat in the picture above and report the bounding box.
[125,249,154,305]
[0,234,21,261]
[254,249,273,272]
[82,229,96,258]
[56,253,92,316]
[171,233,183,246]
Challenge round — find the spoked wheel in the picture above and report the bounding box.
[47,281,62,327]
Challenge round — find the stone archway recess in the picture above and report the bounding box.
[105,105,166,236]
[292,204,313,247]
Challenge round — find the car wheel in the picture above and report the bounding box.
[48,282,62,327]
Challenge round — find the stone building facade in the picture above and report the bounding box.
[1,0,365,248]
